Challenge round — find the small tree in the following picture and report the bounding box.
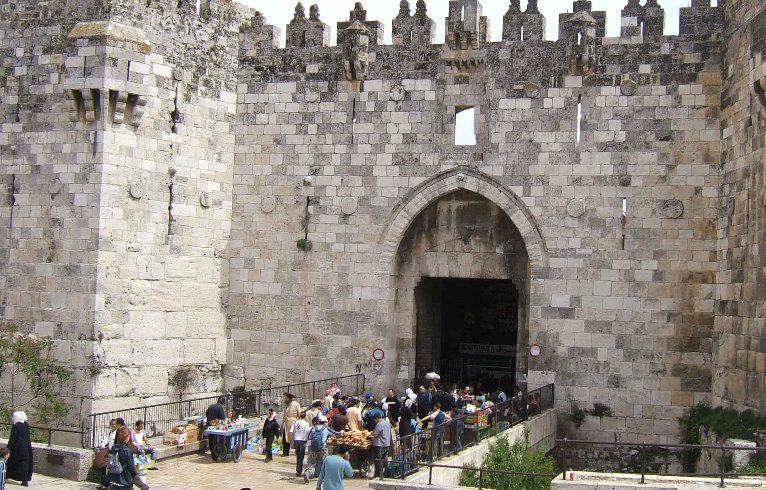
[459,430,555,490]
[0,322,73,425]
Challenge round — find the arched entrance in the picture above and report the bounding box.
[374,168,547,392]
[396,189,529,388]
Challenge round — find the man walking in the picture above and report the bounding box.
[315,444,353,490]
[261,408,280,462]
[372,412,391,479]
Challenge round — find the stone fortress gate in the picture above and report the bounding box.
[1,0,765,444]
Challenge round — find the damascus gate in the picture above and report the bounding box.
[1,0,766,445]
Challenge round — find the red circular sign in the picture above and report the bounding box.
[528,344,542,357]
[372,348,385,361]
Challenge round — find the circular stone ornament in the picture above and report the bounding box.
[260,196,276,213]
[662,199,684,219]
[390,85,405,102]
[48,178,63,196]
[172,68,184,81]
[305,89,320,103]
[567,199,586,218]
[199,192,212,208]
[523,81,541,99]
[340,197,358,215]
[128,181,144,199]
[620,79,638,96]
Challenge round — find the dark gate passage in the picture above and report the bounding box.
[415,277,519,387]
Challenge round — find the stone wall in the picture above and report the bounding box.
[229,0,720,442]
[713,0,766,413]
[0,0,759,446]
[0,0,247,419]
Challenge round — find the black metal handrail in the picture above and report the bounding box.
[375,458,558,487]
[80,373,365,448]
[558,438,766,487]
[387,383,555,479]
[0,422,84,447]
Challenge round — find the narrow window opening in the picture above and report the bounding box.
[577,31,583,45]
[621,197,627,250]
[640,20,644,37]
[126,60,131,81]
[9,174,16,230]
[455,106,476,146]
[351,98,357,144]
[167,169,176,240]
[576,95,582,143]
[461,5,465,21]
[520,24,525,41]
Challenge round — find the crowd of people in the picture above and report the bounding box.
[93,417,158,490]
[255,377,542,489]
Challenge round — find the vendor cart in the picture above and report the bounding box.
[203,425,254,462]
[327,440,374,477]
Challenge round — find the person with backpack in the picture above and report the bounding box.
[105,427,140,490]
[417,402,451,458]
[363,401,385,431]
[262,408,280,462]
[302,416,340,482]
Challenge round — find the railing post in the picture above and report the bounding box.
[478,467,483,489]
[640,442,646,484]
[428,463,433,485]
[562,438,567,480]
[48,428,53,447]
[720,442,726,487]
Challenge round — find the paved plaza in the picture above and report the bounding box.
[16,451,374,490]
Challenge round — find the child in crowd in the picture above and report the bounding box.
[0,447,9,490]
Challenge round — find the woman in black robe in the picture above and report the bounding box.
[7,411,33,486]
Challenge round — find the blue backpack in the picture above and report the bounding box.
[309,426,326,451]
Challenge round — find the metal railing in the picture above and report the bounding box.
[81,373,365,448]
[377,459,558,487]
[0,422,84,447]
[558,438,766,487]
[386,383,555,479]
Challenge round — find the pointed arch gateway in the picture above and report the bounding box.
[374,167,548,390]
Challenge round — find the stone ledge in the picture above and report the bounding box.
[155,439,208,460]
[0,438,92,481]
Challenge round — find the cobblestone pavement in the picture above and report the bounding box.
[15,451,374,489]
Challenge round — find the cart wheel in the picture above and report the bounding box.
[211,443,227,462]
[233,445,243,463]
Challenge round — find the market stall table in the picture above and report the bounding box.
[203,424,256,462]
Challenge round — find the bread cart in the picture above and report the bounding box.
[327,431,374,477]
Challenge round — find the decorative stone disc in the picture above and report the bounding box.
[661,199,684,219]
[305,89,320,103]
[566,199,586,218]
[620,79,638,96]
[172,68,184,81]
[260,196,276,213]
[199,192,212,208]
[340,197,358,215]
[49,178,63,196]
[523,82,541,99]
[390,85,405,102]
[128,181,144,199]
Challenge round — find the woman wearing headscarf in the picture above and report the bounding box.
[7,411,33,486]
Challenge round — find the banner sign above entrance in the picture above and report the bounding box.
[458,343,517,357]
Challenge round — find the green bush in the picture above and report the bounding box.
[459,431,555,490]
[679,403,766,473]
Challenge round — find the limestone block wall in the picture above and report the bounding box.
[714,0,766,412]
[230,2,721,442]
[0,0,246,418]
